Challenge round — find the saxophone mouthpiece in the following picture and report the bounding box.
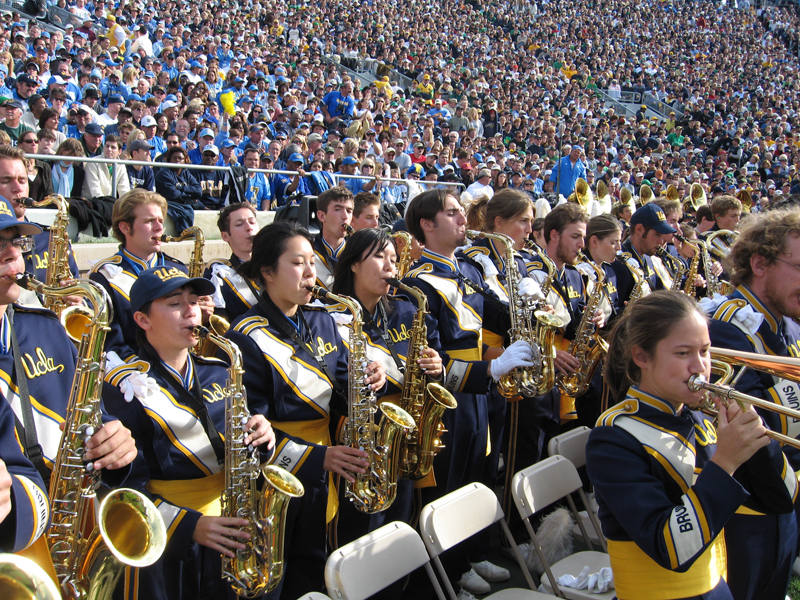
[13,272,32,287]
[385,277,400,287]
[20,197,35,208]
[192,325,209,339]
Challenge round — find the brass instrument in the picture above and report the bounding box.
[556,256,609,397]
[665,184,680,202]
[638,184,653,207]
[620,187,634,211]
[688,183,707,211]
[705,229,738,261]
[655,246,685,291]
[523,239,563,394]
[568,178,593,210]
[309,286,415,513]
[673,234,702,297]
[386,277,457,480]
[22,195,94,342]
[344,224,354,238]
[467,230,560,397]
[390,232,414,280]
[617,252,647,311]
[17,274,166,600]
[192,326,304,597]
[161,227,205,278]
[0,553,61,600]
[736,189,752,213]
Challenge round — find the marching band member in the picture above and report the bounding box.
[90,190,190,358]
[701,195,742,251]
[403,188,534,595]
[204,202,261,322]
[704,209,800,600]
[225,221,386,599]
[102,267,275,600]
[616,203,677,297]
[329,228,444,551]
[587,291,796,600]
[0,393,49,553]
[313,186,354,290]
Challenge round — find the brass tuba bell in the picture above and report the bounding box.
[638,184,653,206]
[666,184,680,202]
[689,182,707,211]
[736,189,753,213]
[569,178,593,209]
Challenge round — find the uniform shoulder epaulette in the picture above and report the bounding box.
[233,315,269,335]
[11,302,60,320]
[193,354,228,367]
[596,398,640,427]
[90,254,122,273]
[711,298,748,323]
[205,258,232,270]
[162,253,185,265]
[105,359,152,386]
[406,262,434,277]
[463,246,491,258]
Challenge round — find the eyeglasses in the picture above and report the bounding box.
[776,257,800,272]
[0,236,33,253]
[20,138,37,144]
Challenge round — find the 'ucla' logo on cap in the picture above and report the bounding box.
[153,267,187,282]
[0,200,13,218]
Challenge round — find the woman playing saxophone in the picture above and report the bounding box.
[101,267,276,600]
[225,221,386,599]
[329,228,445,549]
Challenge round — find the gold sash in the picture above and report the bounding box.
[146,470,225,516]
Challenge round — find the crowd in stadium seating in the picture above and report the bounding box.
[1,0,799,223]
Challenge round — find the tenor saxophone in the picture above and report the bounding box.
[192,326,304,597]
[655,246,685,291]
[309,286,415,513]
[617,252,647,312]
[555,257,609,398]
[390,232,414,280]
[16,274,166,600]
[161,226,205,277]
[386,278,457,480]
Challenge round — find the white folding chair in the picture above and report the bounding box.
[419,481,553,600]
[547,427,606,549]
[324,521,446,600]
[297,594,333,600]
[512,456,614,600]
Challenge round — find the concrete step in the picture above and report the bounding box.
[74,239,234,274]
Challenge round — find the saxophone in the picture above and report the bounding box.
[555,257,609,397]
[192,326,304,597]
[674,234,702,297]
[617,252,647,312]
[16,274,166,600]
[466,230,561,397]
[655,246,685,291]
[385,277,457,480]
[391,232,414,280]
[309,286,415,513]
[162,226,205,277]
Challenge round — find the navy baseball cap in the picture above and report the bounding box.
[130,267,215,314]
[630,203,677,234]
[84,123,104,136]
[107,94,124,104]
[0,197,40,235]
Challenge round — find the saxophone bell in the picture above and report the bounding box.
[0,553,61,600]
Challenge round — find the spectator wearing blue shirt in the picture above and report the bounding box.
[188,128,216,165]
[549,145,587,198]
[426,99,451,127]
[242,147,273,210]
[338,156,379,196]
[321,81,355,124]
[237,123,269,155]
[139,115,167,159]
[273,152,311,207]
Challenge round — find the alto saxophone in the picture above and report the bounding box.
[192,326,304,597]
[674,234,702,297]
[162,226,205,277]
[555,257,609,398]
[22,195,70,317]
[391,232,414,280]
[655,246,685,291]
[386,277,457,480]
[17,274,166,600]
[617,252,647,312]
[309,286,415,513]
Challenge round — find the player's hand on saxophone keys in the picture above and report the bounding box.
[243,415,275,450]
[489,340,535,381]
[418,347,443,378]
[364,360,386,391]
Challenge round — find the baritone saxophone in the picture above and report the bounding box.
[386,277,457,480]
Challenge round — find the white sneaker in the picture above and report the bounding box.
[457,589,478,600]
[457,568,491,594]
[470,560,511,582]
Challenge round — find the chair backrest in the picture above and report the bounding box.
[325,521,444,600]
[547,426,591,468]
[512,455,584,520]
[419,482,503,558]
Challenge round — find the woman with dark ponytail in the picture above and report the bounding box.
[586,291,796,600]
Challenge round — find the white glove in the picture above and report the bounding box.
[490,340,535,381]
[517,277,545,301]
[575,261,595,278]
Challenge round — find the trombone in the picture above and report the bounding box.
[687,347,800,449]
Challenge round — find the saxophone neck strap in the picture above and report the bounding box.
[258,295,345,398]
[455,272,508,314]
[140,342,225,466]
[8,306,49,483]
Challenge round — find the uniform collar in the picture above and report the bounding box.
[419,248,458,274]
[627,386,678,415]
[735,284,780,334]
[161,354,194,390]
[319,234,345,260]
[120,247,164,275]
